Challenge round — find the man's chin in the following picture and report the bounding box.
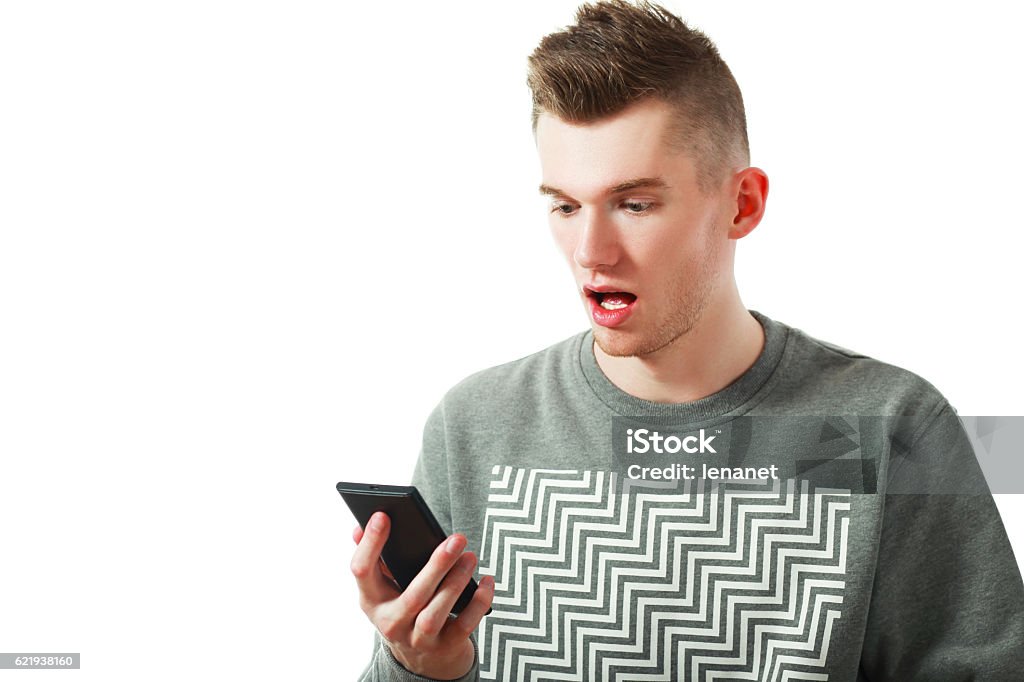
[592,327,647,358]
[593,324,689,359]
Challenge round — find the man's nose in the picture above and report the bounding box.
[573,210,621,269]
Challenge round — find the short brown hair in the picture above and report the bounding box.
[527,0,749,194]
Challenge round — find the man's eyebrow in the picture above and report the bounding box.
[608,177,670,194]
[538,177,669,197]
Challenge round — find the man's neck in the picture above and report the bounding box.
[593,304,765,404]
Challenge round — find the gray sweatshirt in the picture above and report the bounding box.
[358,309,1024,681]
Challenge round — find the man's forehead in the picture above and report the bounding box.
[535,102,698,195]
[536,135,697,202]
[536,105,671,149]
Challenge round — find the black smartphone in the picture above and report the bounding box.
[337,481,491,616]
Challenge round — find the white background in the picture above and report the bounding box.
[1,1,1022,679]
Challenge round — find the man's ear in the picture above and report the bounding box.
[728,167,769,239]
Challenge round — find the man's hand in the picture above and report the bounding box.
[350,511,495,680]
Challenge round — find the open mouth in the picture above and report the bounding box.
[588,290,637,310]
[583,286,638,327]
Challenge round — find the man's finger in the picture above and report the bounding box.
[350,512,400,604]
[446,574,496,639]
[399,533,467,614]
[414,551,477,637]
[353,525,399,584]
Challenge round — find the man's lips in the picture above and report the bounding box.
[583,284,637,328]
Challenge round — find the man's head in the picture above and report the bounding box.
[528,0,749,196]
[529,1,767,359]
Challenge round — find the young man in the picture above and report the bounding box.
[351,1,1024,679]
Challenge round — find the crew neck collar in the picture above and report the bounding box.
[576,309,790,421]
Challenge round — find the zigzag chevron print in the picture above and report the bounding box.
[477,466,851,681]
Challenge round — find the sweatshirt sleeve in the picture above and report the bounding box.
[357,631,479,682]
[357,398,482,682]
[858,399,1024,680]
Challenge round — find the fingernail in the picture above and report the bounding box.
[370,513,385,531]
[446,534,466,553]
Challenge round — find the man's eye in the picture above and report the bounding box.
[550,202,576,216]
[623,200,654,214]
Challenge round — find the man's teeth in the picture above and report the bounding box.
[600,300,628,310]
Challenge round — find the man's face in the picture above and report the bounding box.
[536,97,735,358]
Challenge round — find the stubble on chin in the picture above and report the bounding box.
[592,297,705,359]
[593,247,720,359]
